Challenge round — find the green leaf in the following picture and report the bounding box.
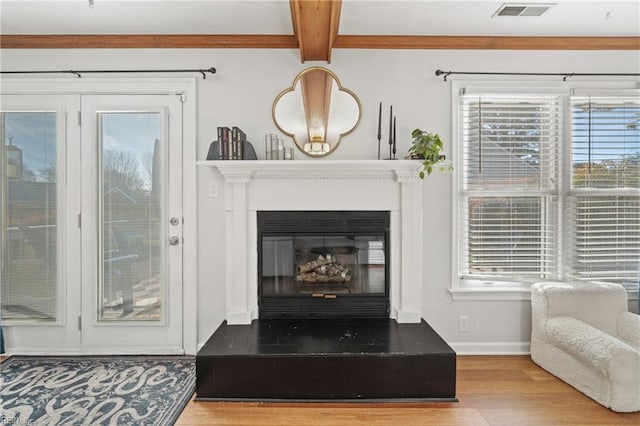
[409,128,449,178]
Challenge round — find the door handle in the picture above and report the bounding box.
[169,236,180,246]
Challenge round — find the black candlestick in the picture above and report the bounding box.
[393,116,397,159]
[388,105,393,159]
[377,102,382,160]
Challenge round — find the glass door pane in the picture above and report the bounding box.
[261,234,386,296]
[1,111,58,322]
[98,112,163,322]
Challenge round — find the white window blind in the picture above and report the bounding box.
[458,95,561,284]
[569,95,640,288]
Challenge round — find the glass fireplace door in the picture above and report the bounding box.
[258,211,390,319]
[262,235,386,297]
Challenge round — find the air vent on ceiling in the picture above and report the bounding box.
[494,3,554,17]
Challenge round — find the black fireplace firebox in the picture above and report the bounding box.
[258,210,390,319]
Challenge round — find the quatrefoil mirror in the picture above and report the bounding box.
[272,67,361,158]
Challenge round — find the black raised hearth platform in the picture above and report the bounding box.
[195,318,457,401]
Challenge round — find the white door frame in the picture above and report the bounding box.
[0,78,198,355]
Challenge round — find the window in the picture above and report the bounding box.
[455,88,639,293]
[458,94,561,287]
[568,95,640,289]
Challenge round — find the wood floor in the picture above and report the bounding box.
[177,355,640,426]
[2,354,638,424]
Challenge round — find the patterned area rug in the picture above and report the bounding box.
[0,356,194,425]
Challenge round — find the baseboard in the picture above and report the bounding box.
[449,341,531,355]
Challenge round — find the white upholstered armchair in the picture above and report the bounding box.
[531,281,640,412]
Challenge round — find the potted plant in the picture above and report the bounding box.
[407,128,448,179]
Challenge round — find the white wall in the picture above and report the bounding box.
[2,48,639,354]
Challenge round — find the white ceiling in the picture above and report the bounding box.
[341,1,640,36]
[0,0,638,36]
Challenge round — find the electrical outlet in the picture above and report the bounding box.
[458,315,470,333]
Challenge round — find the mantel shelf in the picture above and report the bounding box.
[197,159,422,182]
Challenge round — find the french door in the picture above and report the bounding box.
[1,93,184,354]
[0,94,81,351]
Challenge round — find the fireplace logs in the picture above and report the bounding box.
[297,254,352,283]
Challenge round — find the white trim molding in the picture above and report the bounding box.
[449,341,531,355]
[198,159,425,324]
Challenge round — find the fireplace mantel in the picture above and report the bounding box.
[198,159,424,325]
[197,159,422,182]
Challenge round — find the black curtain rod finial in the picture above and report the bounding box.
[435,69,452,81]
[201,67,217,79]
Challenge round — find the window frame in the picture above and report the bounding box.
[449,81,639,301]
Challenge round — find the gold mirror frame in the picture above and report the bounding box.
[272,67,362,158]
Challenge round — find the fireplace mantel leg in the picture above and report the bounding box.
[395,176,423,323]
[225,179,252,324]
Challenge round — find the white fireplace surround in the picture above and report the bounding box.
[198,160,424,325]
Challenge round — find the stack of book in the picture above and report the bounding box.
[217,126,247,160]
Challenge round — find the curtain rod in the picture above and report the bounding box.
[0,67,217,79]
[435,69,640,82]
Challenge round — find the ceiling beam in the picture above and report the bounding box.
[0,34,298,49]
[1,34,637,51]
[334,35,640,50]
[290,0,342,62]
